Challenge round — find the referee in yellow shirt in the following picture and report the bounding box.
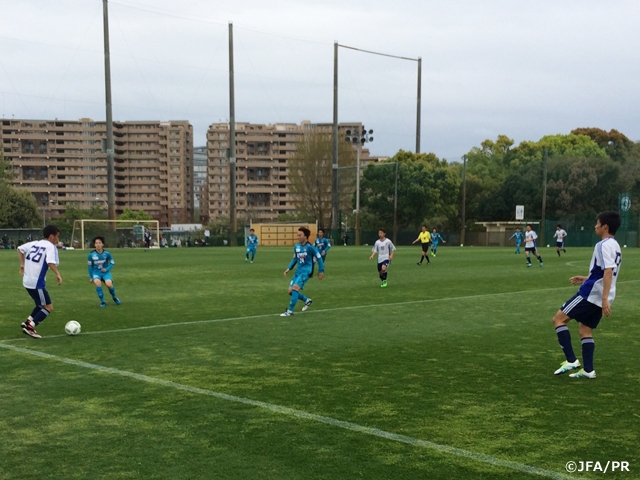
[412,225,431,265]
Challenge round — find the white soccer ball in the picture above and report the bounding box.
[623,245,627,248]
[65,320,81,336]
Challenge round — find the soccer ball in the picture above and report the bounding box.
[65,320,81,336]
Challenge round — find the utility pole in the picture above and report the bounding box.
[416,57,422,153]
[541,148,548,244]
[228,23,237,246]
[461,155,467,246]
[331,42,340,246]
[102,0,116,231]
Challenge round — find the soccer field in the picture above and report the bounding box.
[1,245,639,479]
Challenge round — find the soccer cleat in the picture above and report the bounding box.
[100,302,106,308]
[417,262,421,266]
[244,258,248,262]
[569,368,596,379]
[554,359,581,375]
[250,261,253,264]
[381,281,388,288]
[563,249,567,253]
[527,263,532,267]
[280,310,294,317]
[114,298,121,305]
[21,320,41,339]
[539,262,544,267]
[302,299,313,312]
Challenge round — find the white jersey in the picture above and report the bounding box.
[372,238,395,263]
[18,239,59,289]
[525,230,537,248]
[577,237,621,307]
[553,229,567,241]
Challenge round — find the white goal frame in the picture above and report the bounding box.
[71,219,160,250]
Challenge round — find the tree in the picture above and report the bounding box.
[117,208,153,222]
[571,127,635,163]
[359,151,460,232]
[0,155,42,228]
[287,131,356,228]
[51,204,106,237]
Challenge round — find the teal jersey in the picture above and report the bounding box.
[287,242,324,275]
[431,232,443,245]
[314,237,331,255]
[246,234,259,249]
[509,232,524,244]
[88,250,114,277]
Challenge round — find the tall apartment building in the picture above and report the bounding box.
[193,146,208,224]
[205,120,376,223]
[0,118,193,227]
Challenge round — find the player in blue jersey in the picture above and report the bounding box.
[314,228,331,263]
[552,211,621,379]
[245,228,259,263]
[509,227,523,254]
[143,228,151,251]
[281,227,324,316]
[88,236,121,307]
[430,228,446,257]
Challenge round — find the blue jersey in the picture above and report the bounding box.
[431,233,443,245]
[88,250,115,277]
[314,237,331,255]
[287,242,324,276]
[510,232,523,244]
[246,234,259,249]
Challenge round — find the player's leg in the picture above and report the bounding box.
[552,309,579,374]
[250,247,256,262]
[104,276,120,305]
[535,250,543,266]
[525,248,532,266]
[380,261,389,287]
[557,244,561,257]
[570,310,600,379]
[245,247,250,261]
[417,245,425,264]
[22,289,52,338]
[93,277,106,306]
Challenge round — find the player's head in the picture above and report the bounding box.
[317,228,324,238]
[421,225,427,232]
[378,228,386,239]
[595,211,621,235]
[43,225,60,242]
[526,224,532,231]
[432,227,437,233]
[515,227,521,231]
[297,227,311,242]
[249,228,255,233]
[93,236,105,250]
[556,224,562,230]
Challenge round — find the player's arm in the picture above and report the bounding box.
[411,236,420,244]
[601,268,614,317]
[569,275,588,285]
[389,243,396,261]
[284,254,297,276]
[324,240,331,252]
[17,248,26,275]
[105,252,115,272]
[369,246,377,260]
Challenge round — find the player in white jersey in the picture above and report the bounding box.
[524,224,543,267]
[551,211,622,379]
[553,224,568,257]
[17,225,63,338]
[369,228,395,288]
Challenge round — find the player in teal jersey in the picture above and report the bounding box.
[509,227,524,254]
[281,227,324,316]
[88,236,121,307]
[314,228,331,263]
[430,228,446,257]
[245,229,259,263]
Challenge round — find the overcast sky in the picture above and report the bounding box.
[1,0,638,161]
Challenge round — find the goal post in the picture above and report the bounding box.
[71,219,160,250]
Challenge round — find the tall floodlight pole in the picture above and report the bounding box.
[393,161,398,245]
[345,127,373,246]
[541,148,548,244]
[228,23,237,246]
[331,42,340,244]
[102,0,116,230]
[416,57,422,153]
[461,155,467,246]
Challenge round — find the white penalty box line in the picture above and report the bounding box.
[2,280,639,343]
[0,342,574,480]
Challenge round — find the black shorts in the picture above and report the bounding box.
[556,241,564,248]
[26,288,51,307]
[421,242,431,253]
[560,293,602,329]
[525,246,537,254]
[377,260,390,272]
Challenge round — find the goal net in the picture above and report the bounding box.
[71,219,160,250]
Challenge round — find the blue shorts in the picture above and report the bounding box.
[560,293,602,329]
[91,273,113,283]
[26,288,51,307]
[290,271,310,290]
[377,259,390,272]
[246,247,256,253]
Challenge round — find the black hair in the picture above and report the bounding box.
[557,224,562,228]
[43,225,60,238]
[379,228,386,234]
[596,211,621,235]
[249,228,255,232]
[318,228,324,234]
[93,236,106,246]
[526,224,533,228]
[299,227,311,239]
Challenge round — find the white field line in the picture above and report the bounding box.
[2,279,639,343]
[0,342,576,480]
